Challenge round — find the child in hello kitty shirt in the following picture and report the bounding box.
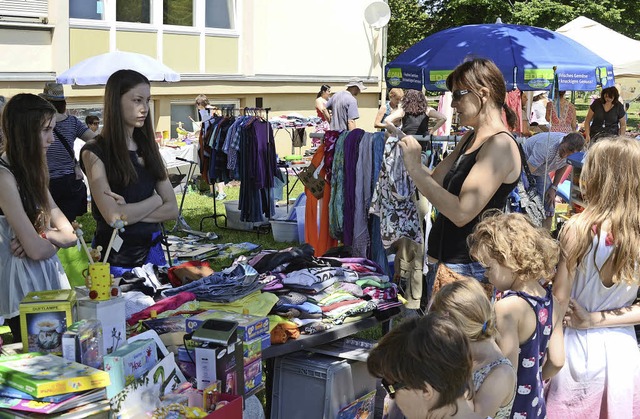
[468,212,564,419]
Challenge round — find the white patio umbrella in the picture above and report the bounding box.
[56,51,180,85]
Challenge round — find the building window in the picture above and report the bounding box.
[69,0,104,20]
[205,0,233,29]
[171,103,197,139]
[163,0,193,26]
[116,0,150,24]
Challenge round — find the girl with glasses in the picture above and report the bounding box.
[367,313,486,419]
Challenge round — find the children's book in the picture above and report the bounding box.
[337,390,376,419]
[0,353,110,398]
[0,398,111,418]
[0,388,105,415]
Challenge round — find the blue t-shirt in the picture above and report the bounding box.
[47,115,89,179]
[325,91,359,131]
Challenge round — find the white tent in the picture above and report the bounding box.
[557,16,640,99]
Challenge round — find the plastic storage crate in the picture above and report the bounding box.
[270,219,299,243]
[270,351,377,419]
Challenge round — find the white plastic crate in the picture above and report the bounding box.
[270,219,299,243]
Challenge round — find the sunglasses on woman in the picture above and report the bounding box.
[381,378,406,399]
[452,89,470,101]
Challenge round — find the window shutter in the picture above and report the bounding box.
[0,0,48,21]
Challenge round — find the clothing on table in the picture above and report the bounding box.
[546,229,640,419]
[161,263,263,303]
[547,101,576,133]
[427,132,519,264]
[502,287,553,419]
[401,113,429,136]
[370,136,422,248]
[472,357,515,419]
[588,99,625,139]
[80,139,164,269]
[325,90,359,131]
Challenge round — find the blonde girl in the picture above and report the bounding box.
[430,279,516,419]
[546,137,640,418]
[468,212,564,419]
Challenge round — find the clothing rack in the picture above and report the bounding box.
[308,132,462,144]
[199,107,272,233]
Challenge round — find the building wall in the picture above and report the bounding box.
[0,0,386,159]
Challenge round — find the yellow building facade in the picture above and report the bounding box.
[0,0,386,157]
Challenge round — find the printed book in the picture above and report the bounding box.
[0,353,110,398]
[0,388,105,415]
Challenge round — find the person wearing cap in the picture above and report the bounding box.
[529,91,549,132]
[325,78,366,131]
[40,82,97,221]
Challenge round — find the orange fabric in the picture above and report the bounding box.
[305,144,337,256]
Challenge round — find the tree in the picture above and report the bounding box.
[386,0,431,61]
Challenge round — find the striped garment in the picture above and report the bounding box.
[47,115,89,179]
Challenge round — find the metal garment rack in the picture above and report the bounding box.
[199,107,271,233]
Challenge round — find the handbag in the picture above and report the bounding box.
[298,161,326,199]
[513,141,545,227]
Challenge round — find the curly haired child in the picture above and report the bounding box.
[468,212,564,419]
[430,279,516,418]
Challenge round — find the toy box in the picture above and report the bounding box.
[103,338,158,398]
[77,296,126,355]
[194,341,243,395]
[242,337,262,366]
[186,311,269,342]
[243,358,262,396]
[0,352,110,398]
[61,319,104,369]
[19,289,77,355]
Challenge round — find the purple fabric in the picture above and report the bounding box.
[328,257,385,274]
[342,129,364,247]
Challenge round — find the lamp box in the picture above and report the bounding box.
[243,337,262,366]
[185,310,269,342]
[77,296,126,355]
[19,289,77,355]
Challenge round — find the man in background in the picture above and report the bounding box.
[325,78,366,131]
[85,115,100,133]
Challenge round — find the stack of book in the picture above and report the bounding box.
[0,353,110,418]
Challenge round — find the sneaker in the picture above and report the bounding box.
[215,192,227,201]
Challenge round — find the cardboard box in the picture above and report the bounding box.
[243,358,262,395]
[194,341,243,395]
[203,393,242,419]
[61,319,104,369]
[103,338,158,398]
[19,289,77,355]
[242,337,261,366]
[0,352,110,398]
[186,311,269,342]
[77,297,126,356]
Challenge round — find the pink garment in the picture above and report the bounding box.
[436,92,452,136]
[547,100,576,133]
[505,89,523,133]
[127,292,197,325]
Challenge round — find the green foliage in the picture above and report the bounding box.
[388,0,640,59]
[387,0,431,61]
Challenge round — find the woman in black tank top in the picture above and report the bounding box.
[397,59,522,301]
[385,89,447,136]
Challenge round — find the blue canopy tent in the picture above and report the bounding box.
[386,23,615,92]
